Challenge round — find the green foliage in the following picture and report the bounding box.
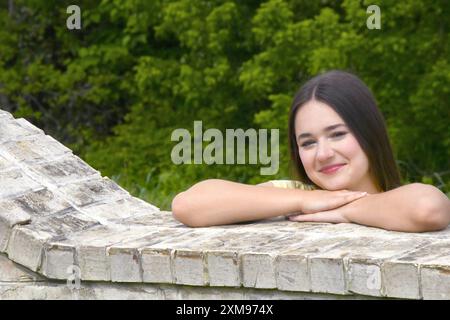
[0,0,449,209]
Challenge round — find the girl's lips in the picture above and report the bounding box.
[320,164,346,174]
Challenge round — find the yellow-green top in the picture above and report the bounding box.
[268,180,316,190]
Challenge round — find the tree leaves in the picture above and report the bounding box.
[0,0,448,208]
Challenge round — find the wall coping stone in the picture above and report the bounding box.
[0,108,449,300]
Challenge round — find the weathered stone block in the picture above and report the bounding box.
[4,188,73,219]
[275,235,354,293]
[347,260,383,297]
[41,243,75,280]
[206,251,240,287]
[78,245,110,281]
[421,265,450,300]
[138,229,229,285]
[63,225,167,281]
[241,252,276,289]
[13,118,44,135]
[145,228,227,252]
[141,248,173,284]
[28,155,100,186]
[58,177,129,207]
[1,134,72,164]
[108,247,142,283]
[309,256,347,295]
[0,169,43,200]
[173,249,207,286]
[0,109,13,119]
[383,239,450,299]
[121,210,182,229]
[0,118,43,144]
[382,261,420,299]
[0,222,12,253]
[107,229,185,283]
[307,235,428,298]
[412,241,450,299]
[0,253,45,282]
[28,210,100,237]
[4,209,99,271]
[276,253,309,292]
[73,231,120,281]
[0,203,31,252]
[81,196,159,223]
[140,230,257,287]
[6,226,53,271]
[0,154,16,172]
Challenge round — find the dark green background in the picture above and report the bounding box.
[1,0,449,210]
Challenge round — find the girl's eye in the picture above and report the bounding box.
[331,131,347,138]
[300,131,347,148]
[301,141,315,148]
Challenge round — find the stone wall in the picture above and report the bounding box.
[0,108,449,300]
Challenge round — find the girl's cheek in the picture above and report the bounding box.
[299,150,313,169]
[340,136,361,156]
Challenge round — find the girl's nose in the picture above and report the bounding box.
[316,140,334,161]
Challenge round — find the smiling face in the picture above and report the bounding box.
[295,99,380,193]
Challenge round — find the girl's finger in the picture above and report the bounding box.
[289,212,330,222]
[289,210,349,223]
[289,214,317,222]
[326,192,367,210]
[342,192,367,203]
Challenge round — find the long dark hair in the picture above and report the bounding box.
[288,70,402,192]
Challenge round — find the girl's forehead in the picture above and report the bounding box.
[295,101,344,130]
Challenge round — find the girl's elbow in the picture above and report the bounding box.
[417,210,450,232]
[171,192,206,228]
[415,188,450,231]
[171,192,191,225]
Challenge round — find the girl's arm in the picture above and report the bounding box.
[290,183,450,233]
[171,179,303,227]
[171,179,367,227]
[344,183,450,232]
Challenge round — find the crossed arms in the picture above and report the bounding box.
[287,182,450,232]
[172,179,450,233]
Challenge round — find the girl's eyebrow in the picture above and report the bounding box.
[297,123,347,141]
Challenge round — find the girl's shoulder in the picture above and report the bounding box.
[268,179,316,190]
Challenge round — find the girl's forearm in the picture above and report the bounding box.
[343,183,450,232]
[171,179,303,227]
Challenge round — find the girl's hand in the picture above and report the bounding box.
[288,191,369,224]
[288,206,350,224]
[295,189,368,215]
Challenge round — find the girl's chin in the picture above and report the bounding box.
[317,180,349,191]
